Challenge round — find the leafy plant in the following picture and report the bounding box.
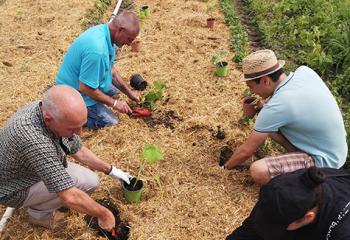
[143,81,166,110]
[211,50,227,67]
[81,0,111,30]
[133,144,164,188]
[219,0,248,64]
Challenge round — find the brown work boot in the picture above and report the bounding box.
[28,212,65,229]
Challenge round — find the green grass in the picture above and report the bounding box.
[219,0,248,64]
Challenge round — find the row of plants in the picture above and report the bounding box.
[81,0,135,30]
[243,0,350,167]
[81,0,111,30]
[219,0,248,64]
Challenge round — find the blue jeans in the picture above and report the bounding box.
[85,86,120,129]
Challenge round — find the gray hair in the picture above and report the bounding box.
[41,88,63,120]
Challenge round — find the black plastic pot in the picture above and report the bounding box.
[130,74,148,91]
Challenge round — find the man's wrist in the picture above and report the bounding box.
[105,165,113,175]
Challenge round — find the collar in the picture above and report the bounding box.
[103,23,116,59]
[274,72,294,95]
[37,102,59,140]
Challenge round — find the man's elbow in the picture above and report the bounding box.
[58,187,79,206]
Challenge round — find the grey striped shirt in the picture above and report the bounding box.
[0,101,82,208]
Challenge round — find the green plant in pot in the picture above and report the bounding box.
[123,144,163,203]
[211,50,228,77]
[143,81,166,110]
[139,5,150,18]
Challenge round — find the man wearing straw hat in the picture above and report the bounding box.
[56,11,141,129]
[0,86,131,230]
[224,49,347,185]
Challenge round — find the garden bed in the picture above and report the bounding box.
[0,0,258,239]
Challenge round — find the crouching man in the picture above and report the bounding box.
[0,85,130,230]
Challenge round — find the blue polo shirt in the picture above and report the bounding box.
[254,66,347,168]
[56,24,116,106]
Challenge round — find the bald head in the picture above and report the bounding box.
[42,85,87,122]
[111,11,140,35]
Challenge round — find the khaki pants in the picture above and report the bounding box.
[22,161,99,220]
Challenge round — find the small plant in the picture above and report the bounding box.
[143,81,166,110]
[242,88,252,97]
[133,144,164,188]
[211,50,227,67]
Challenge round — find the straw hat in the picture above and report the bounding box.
[242,49,285,81]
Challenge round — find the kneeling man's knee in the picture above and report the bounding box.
[82,171,100,193]
[250,160,270,185]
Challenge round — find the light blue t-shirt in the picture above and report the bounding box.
[56,24,116,106]
[254,66,347,168]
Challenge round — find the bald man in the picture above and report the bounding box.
[56,11,141,129]
[0,86,131,231]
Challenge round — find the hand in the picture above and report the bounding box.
[128,90,142,102]
[109,166,132,184]
[254,100,263,112]
[97,209,115,231]
[112,100,132,114]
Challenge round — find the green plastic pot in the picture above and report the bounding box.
[139,11,146,19]
[123,178,143,203]
[216,61,228,77]
[140,5,150,17]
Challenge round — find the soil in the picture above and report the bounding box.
[219,146,233,166]
[142,110,183,129]
[213,126,226,140]
[244,98,256,104]
[123,177,143,191]
[84,199,130,240]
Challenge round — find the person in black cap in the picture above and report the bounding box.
[226,166,350,240]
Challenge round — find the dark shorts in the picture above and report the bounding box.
[84,85,120,129]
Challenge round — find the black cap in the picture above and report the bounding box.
[252,167,325,239]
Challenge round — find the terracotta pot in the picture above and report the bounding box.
[131,40,141,52]
[242,96,259,118]
[207,18,215,28]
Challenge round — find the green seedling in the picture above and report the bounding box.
[242,88,251,97]
[143,81,166,110]
[211,50,227,67]
[133,144,164,189]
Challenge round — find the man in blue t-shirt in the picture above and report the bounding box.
[56,11,141,129]
[223,49,347,185]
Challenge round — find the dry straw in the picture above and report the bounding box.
[0,0,260,239]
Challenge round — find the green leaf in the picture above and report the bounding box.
[154,81,166,91]
[141,144,164,164]
[145,91,158,102]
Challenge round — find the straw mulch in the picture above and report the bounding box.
[0,0,259,239]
